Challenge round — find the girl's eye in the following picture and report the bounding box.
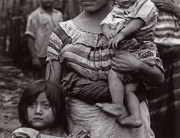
[29,103,35,107]
[43,103,51,109]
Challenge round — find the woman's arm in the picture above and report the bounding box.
[46,60,63,83]
[153,0,180,18]
[111,51,164,87]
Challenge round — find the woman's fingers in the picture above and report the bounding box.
[111,65,117,71]
[96,103,103,108]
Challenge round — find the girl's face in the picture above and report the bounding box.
[27,92,55,131]
[78,0,110,12]
[116,0,137,8]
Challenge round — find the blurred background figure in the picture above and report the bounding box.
[148,0,180,138]
[25,0,63,80]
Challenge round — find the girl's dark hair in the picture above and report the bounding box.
[18,80,67,130]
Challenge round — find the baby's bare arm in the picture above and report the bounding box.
[120,18,145,37]
[102,24,111,34]
[109,18,145,49]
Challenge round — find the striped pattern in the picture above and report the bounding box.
[47,20,163,81]
[47,20,114,81]
[154,11,180,46]
[148,54,180,138]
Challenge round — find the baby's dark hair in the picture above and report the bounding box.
[18,80,66,130]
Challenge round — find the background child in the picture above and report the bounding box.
[97,0,162,128]
[12,80,89,138]
[25,0,63,80]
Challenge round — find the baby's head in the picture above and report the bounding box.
[116,0,137,8]
[18,80,66,131]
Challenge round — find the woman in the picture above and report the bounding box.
[148,0,180,138]
[46,0,164,137]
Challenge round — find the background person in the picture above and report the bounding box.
[148,0,180,138]
[25,0,63,80]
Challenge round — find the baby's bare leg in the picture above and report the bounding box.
[96,69,124,117]
[119,83,143,128]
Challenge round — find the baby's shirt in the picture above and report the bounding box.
[101,0,158,34]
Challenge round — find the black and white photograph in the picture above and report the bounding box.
[0,0,180,138]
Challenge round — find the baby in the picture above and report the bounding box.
[97,0,159,128]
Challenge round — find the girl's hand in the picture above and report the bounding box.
[111,51,141,73]
[66,130,90,138]
[108,33,125,49]
[152,0,175,12]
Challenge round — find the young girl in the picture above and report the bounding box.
[98,0,161,128]
[12,80,89,138]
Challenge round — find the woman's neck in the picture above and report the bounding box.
[73,3,113,34]
[82,3,113,22]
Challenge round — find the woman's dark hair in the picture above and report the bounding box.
[18,80,67,130]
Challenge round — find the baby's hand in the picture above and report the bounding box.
[108,33,125,49]
[104,30,117,40]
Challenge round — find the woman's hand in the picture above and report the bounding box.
[111,51,140,73]
[111,50,164,86]
[152,0,176,12]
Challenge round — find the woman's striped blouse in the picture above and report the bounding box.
[47,20,163,81]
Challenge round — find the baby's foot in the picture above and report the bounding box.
[119,115,143,128]
[96,103,122,117]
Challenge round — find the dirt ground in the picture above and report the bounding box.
[0,56,33,137]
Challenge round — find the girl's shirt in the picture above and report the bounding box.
[12,127,67,138]
[47,20,163,81]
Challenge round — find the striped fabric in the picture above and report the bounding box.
[154,11,180,46]
[47,20,114,81]
[148,54,180,138]
[148,1,180,137]
[47,20,163,82]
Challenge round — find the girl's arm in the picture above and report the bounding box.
[111,51,164,87]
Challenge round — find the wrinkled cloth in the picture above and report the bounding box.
[12,128,64,138]
[66,97,155,138]
[62,72,147,105]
